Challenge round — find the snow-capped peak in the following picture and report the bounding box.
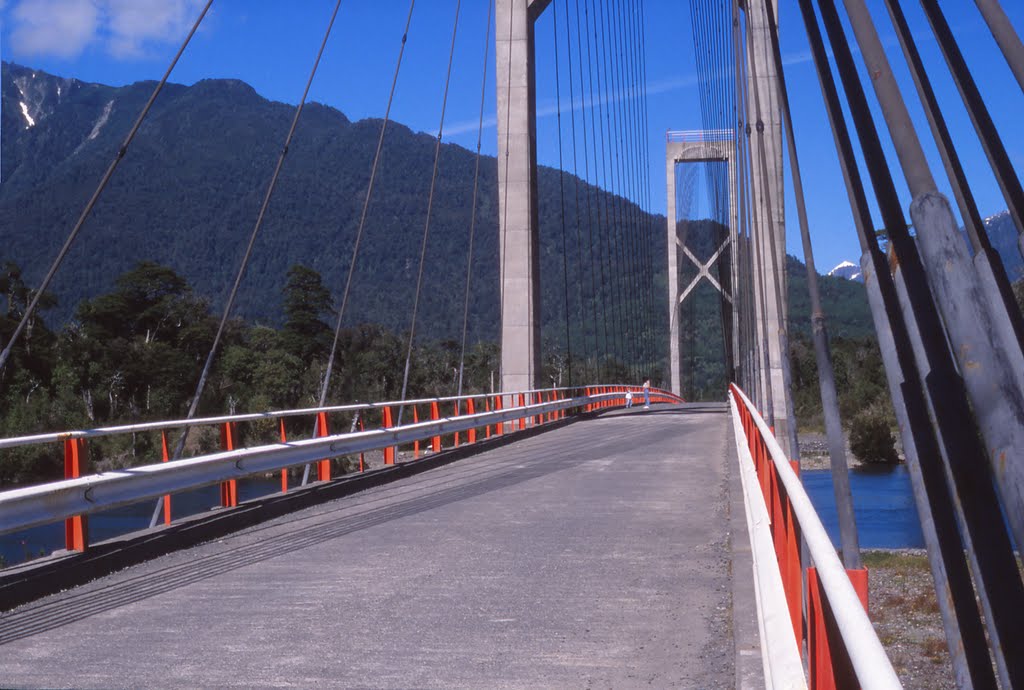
[827,260,862,282]
[828,260,856,273]
[983,209,1010,227]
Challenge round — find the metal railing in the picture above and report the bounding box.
[728,383,900,689]
[0,385,681,553]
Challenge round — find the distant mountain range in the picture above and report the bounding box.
[978,210,1023,281]
[1,61,877,358]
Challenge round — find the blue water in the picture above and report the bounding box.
[803,464,924,549]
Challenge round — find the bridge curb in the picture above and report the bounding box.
[728,419,767,689]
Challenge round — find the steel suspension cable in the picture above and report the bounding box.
[574,0,607,380]
[813,1,1024,679]
[597,0,631,377]
[796,0,999,682]
[611,0,643,380]
[587,0,621,374]
[636,0,657,377]
[174,0,345,461]
[318,0,417,409]
[456,0,494,397]
[0,0,214,377]
[562,0,594,384]
[552,0,575,387]
[622,0,648,374]
[759,0,860,568]
[396,0,463,423]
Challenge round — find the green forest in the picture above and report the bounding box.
[0,260,507,487]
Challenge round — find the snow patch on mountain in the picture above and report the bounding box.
[19,101,35,127]
[87,100,114,141]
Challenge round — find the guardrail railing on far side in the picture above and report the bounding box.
[0,385,682,558]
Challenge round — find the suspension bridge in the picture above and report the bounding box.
[2,0,1024,688]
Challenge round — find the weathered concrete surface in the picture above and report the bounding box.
[0,403,747,689]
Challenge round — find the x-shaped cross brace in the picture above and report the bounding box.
[676,234,733,306]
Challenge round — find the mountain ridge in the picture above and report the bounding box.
[1,61,876,359]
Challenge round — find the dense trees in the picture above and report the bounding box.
[0,261,501,486]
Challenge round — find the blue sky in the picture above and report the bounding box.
[2,0,1023,275]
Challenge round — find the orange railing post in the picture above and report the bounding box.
[219,422,239,508]
[383,407,396,465]
[315,412,331,482]
[782,460,803,645]
[467,398,477,443]
[495,395,504,436]
[64,437,89,551]
[413,406,421,458]
[279,419,289,493]
[358,417,366,472]
[518,393,527,430]
[431,401,441,451]
[807,567,869,689]
[453,401,461,448]
[161,431,172,525]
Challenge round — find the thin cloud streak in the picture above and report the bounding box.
[442,48,813,139]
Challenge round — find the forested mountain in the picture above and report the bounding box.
[1,61,663,353]
[1,62,874,346]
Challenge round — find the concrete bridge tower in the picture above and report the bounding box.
[495,0,552,394]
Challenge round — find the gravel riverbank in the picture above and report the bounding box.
[864,549,954,689]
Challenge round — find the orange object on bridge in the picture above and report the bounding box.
[413,406,421,458]
[219,422,239,508]
[453,401,461,448]
[358,416,365,472]
[807,566,869,690]
[431,401,441,452]
[383,407,395,464]
[161,431,172,524]
[467,398,477,443]
[315,412,331,482]
[64,437,89,552]
[279,419,289,492]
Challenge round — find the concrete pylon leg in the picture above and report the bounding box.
[666,157,681,396]
[744,0,794,456]
[496,0,547,394]
[728,152,740,381]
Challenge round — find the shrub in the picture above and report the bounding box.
[849,403,900,464]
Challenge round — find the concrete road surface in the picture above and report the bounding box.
[0,402,752,689]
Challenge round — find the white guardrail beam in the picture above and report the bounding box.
[0,392,618,537]
[0,386,590,451]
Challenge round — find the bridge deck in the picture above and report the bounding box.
[0,403,754,689]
